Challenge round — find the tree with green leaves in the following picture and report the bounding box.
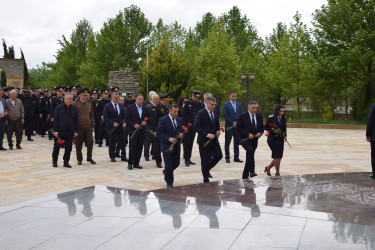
[138,39,191,101]
[47,19,93,86]
[1,39,15,86]
[313,0,375,121]
[149,19,187,53]
[28,63,51,89]
[20,49,29,86]
[194,21,241,106]
[79,5,152,88]
[266,13,317,119]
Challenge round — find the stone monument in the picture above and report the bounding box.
[108,68,140,93]
[0,58,24,88]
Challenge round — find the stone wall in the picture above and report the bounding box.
[0,58,24,88]
[108,68,140,93]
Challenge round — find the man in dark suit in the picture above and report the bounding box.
[194,96,223,183]
[0,88,8,150]
[222,91,243,163]
[52,93,79,168]
[366,103,375,178]
[237,100,264,179]
[157,104,184,187]
[103,92,127,162]
[125,94,150,170]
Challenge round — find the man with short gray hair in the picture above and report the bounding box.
[5,90,24,150]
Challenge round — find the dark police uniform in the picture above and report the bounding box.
[181,90,204,166]
[151,93,170,168]
[89,89,100,144]
[36,93,47,136]
[18,90,36,141]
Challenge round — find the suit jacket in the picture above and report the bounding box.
[194,108,220,145]
[0,98,7,117]
[236,111,264,145]
[52,103,79,138]
[265,115,287,142]
[103,102,126,131]
[223,100,242,128]
[157,115,183,152]
[125,103,150,135]
[367,103,375,140]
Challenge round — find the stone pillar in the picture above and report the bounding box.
[108,68,140,93]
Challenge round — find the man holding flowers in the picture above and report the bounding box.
[157,104,184,187]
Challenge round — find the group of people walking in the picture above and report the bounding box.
[0,85,290,188]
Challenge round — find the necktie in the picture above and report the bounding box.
[251,114,256,128]
[172,118,176,130]
[232,102,236,112]
[114,103,118,115]
[210,111,214,123]
[279,117,282,125]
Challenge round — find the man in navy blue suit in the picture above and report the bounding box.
[222,91,243,163]
[157,104,184,187]
[103,92,126,162]
[125,94,150,170]
[194,96,223,183]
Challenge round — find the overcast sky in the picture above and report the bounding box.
[1,0,327,68]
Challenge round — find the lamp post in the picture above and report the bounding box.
[240,71,255,105]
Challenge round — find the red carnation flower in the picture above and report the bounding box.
[188,123,192,127]
[220,127,225,132]
[144,117,149,121]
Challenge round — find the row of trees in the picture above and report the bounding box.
[28,1,375,121]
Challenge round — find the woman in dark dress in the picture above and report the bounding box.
[264,104,288,176]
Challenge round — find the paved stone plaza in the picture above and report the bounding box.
[0,128,371,207]
[1,127,375,250]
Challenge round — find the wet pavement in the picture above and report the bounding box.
[1,172,374,249]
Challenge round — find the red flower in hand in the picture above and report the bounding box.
[21,130,24,132]
[182,126,188,133]
[144,117,149,121]
[188,123,192,127]
[266,131,270,136]
[220,127,225,132]
[73,140,76,144]
[8,110,11,114]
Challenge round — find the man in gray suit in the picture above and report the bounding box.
[0,88,8,150]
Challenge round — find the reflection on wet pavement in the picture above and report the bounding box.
[0,172,374,249]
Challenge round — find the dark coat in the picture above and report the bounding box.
[52,103,79,139]
[125,103,150,136]
[103,102,126,131]
[157,115,183,153]
[236,111,264,146]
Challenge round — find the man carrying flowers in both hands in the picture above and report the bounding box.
[157,104,184,188]
[52,93,79,168]
[193,96,223,183]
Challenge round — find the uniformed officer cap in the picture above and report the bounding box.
[71,86,78,91]
[23,89,31,95]
[91,88,99,94]
[44,88,49,92]
[102,88,109,94]
[111,86,120,92]
[40,92,45,96]
[64,86,71,92]
[192,89,202,97]
[160,93,171,101]
[79,88,90,96]
[126,91,134,97]
[2,86,11,91]
[75,84,81,89]
[55,86,64,92]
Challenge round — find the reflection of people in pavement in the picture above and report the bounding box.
[195,185,221,228]
[235,182,260,218]
[154,191,188,229]
[107,187,123,207]
[265,182,284,207]
[128,190,150,216]
[57,186,95,217]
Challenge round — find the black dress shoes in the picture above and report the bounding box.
[115,153,121,158]
[208,172,213,178]
[203,179,210,183]
[156,163,162,168]
[16,145,22,149]
[145,157,150,161]
[0,147,7,150]
[188,160,195,165]
[250,172,257,177]
[167,184,173,188]
[78,160,82,165]
[264,167,271,176]
[52,162,58,168]
[9,146,13,150]
[234,158,243,163]
[111,158,116,162]
[226,159,230,163]
[128,164,133,170]
[370,174,375,179]
[185,161,190,167]
[88,159,96,164]
[98,143,102,147]
[27,137,34,141]
[63,163,72,168]
[133,165,143,169]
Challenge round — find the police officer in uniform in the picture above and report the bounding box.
[98,89,111,147]
[18,89,36,141]
[89,89,100,144]
[181,90,204,166]
[36,91,47,137]
[151,93,170,168]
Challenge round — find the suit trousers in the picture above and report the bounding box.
[183,129,196,162]
[7,119,22,147]
[109,127,125,159]
[144,132,154,158]
[371,141,375,174]
[242,139,258,178]
[37,115,47,135]
[153,137,162,164]
[76,126,94,161]
[163,149,180,185]
[24,115,34,137]
[52,134,73,163]
[224,128,240,159]
[199,142,223,182]
[98,122,107,144]
[128,130,144,166]
[0,118,5,147]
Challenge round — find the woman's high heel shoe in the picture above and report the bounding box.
[264,167,271,176]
